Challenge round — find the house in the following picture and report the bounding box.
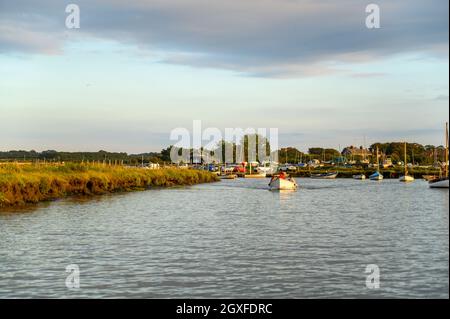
[382,158,393,168]
[307,159,321,167]
[341,146,371,158]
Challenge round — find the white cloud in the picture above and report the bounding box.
[0,0,448,76]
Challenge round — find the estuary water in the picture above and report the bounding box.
[0,178,448,298]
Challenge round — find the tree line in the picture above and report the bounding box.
[0,138,447,166]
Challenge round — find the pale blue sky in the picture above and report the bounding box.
[0,0,448,153]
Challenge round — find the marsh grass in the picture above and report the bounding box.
[0,163,218,207]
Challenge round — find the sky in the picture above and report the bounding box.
[0,0,448,153]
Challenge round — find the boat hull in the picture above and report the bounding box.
[369,172,383,181]
[423,175,438,181]
[269,177,298,190]
[429,178,449,188]
[399,175,415,182]
[220,174,237,180]
[310,173,338,179]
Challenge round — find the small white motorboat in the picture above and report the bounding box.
[353,174,366,180]
[268,176,298,191]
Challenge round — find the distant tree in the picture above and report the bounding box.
[279,147,305,164]
[369,142,435,165]
[160,146,173,162]
[308,148,340,161]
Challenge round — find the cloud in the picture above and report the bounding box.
[434,94,449,101]
[0,0,448,76]
[0,24,64,54]
[349,72,387,78]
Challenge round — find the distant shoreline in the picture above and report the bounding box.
[284,167,441,179]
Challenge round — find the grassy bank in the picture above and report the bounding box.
[0,164,218,207]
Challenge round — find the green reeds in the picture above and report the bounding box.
[0,163,218,207]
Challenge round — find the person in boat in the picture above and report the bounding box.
[269,171,286,184]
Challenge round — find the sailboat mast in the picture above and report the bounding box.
[363,135,366,161]
[376,146,379,172]
[404,142,407,176]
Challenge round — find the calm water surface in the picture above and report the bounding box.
[0,178,448,298]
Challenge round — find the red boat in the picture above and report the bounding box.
[233,162,247,173]
[233,165,246,173]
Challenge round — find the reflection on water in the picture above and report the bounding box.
[0,178,448,298]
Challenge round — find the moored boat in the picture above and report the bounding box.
[220,174,237,180]
[268,173,298,190]
[399,175,415,183]
[423,175,438,181]
[369,171,383,181]
[353,174,366,180]
[310,172,338,179]
[399,142,415,183]
[370,146,384,181]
